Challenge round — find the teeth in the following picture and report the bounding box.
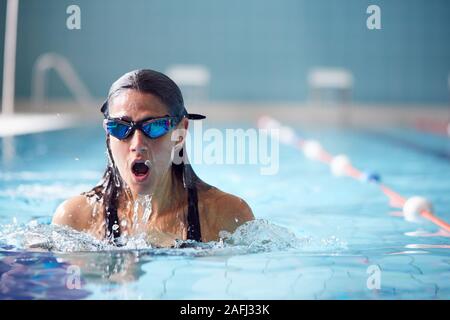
[145,160,151,168]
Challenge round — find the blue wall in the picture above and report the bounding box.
[2,0,450,103]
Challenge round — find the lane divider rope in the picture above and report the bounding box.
[258,116,450,233]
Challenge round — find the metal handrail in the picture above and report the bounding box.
[31,52,94,111]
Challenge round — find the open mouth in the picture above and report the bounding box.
[131,161,150,178]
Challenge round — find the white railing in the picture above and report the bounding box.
[32,52,94,111]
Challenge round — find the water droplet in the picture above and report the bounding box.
[112,224,119,231]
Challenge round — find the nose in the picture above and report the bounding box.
[129,129,148,154]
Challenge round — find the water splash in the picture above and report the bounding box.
[141,195,153,225]
[0,223,110,252]
[219,219,308,251]
[130,194,153,235]
[218,219,347,253]
[0,219,347,255]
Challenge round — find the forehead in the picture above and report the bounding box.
[108,89,168,119]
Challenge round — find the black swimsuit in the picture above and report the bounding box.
[108,184,202,243]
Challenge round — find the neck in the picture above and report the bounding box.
[122,166,186,217]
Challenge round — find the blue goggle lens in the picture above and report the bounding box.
[142,118,171,139]
[106,121,130,139]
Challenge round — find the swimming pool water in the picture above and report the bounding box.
[0,122,449,299]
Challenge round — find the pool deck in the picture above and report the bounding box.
[0,113,83,137]
[188,102,450,128]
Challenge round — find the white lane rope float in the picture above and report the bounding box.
[258,116,450,234]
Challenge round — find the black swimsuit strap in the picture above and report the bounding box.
[107,193,121,241]
[186,185,202,242]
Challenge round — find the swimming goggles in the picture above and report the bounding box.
[103,115,183,140]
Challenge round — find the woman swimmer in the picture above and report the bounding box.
[52,69,254,247]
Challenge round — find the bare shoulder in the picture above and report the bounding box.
[198,185,255,241]
[52,194,98,232]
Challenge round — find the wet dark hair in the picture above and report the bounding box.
[84,69,205,242]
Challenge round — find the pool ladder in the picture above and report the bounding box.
[31,52,95,112]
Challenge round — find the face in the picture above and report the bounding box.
[108,89,188,196]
